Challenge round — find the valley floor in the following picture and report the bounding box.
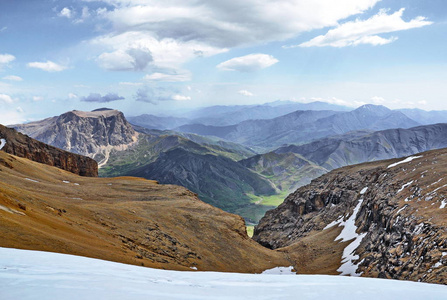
[1,247,446,300]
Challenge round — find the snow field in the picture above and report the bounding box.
[1,247,446,300]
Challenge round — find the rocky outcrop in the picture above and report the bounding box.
[254,149,447,284]
[0,124,97,176]
[13,108,138,167]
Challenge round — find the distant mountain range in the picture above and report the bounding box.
[176,105,419,149]
[128,100,350,129]
[275,123,447,170]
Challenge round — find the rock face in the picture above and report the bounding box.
[0,124,97,176]
[13,108,138,167]
[254,149,447,284]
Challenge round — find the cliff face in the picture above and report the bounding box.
[254,149,447,284]
[0,124,97,177]
[13,108,138,167]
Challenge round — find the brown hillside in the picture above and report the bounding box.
[0,151,289,272]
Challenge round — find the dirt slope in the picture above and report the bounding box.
[0,151,289,272]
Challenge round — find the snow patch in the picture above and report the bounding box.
[25,178,39,183]
[62,180,70,184]
[396,205,408,215]
[190,266,197,271]
[261,266,296,275]
[397,181,414,194]
[0,138,6,150]
[440,200,447,209]
[387,156,423,169]
[360,187,368,195]
[335,199,367,276]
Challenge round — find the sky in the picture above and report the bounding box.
[0,0,446,124]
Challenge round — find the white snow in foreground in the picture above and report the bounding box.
[1,248,446,300]
[360,187,368,195]
[440,200,447,209]
[397,181,414,194]
[261,266,295,275]
[387,156,423,169]
[0,138,6,150]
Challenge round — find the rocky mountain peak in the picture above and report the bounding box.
[13,109,139,167]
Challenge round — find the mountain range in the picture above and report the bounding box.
[11,103,447,224]
[175,105,420,149]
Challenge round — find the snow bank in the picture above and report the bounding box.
[0,138,6,150]
[261,266,295,275]
[0,248,446,300]
[387,156,423,169]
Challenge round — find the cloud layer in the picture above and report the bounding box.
[81,93,125,103]
[299,8,432,47]
[27,61,67,72]
[217,54,278,72]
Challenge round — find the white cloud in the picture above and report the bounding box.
[2,75,23,82]
[68,93,78,99]
[418,100,427,106]
[0,54,15,64]
[0,94,14,103]
[85,1,390,74]
[27,61,67,72]
[0,27,7,32]
[96,0,381,48]
[92,31,226,72]
[217,54,278,72]
[172,94,191,101]
[32,96,44,102]
[59,7,73,19]
[16,106,24,113]
[371,96,385,104]
[119,82,143,86]
[143,70,192,82]
[298,8,432,48]
[238,90,254,97]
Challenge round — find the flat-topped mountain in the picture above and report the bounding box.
[13,108,138,167]
[0,124,97,176]
[254,149,447,284]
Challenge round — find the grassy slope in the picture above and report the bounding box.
[0,151,290,273]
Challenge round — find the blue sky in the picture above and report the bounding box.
[0,0,446,124]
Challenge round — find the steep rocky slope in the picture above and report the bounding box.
[254,149,447,284]
[13,108,138,167]
[0,124,97,176]
[0,150,289,273]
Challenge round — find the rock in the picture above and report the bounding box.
[0,124,97,176]
[254,149,447,284]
